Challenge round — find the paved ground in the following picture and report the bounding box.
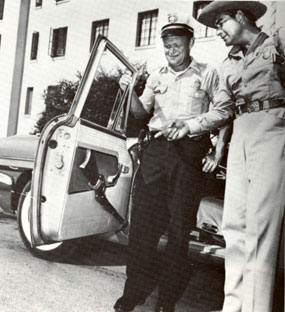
[0,212,283,312]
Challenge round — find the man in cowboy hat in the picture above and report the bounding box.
[166,1,284,312]
[113,13,233,312]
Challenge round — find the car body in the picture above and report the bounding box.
[0,134,38,213]
[0,36,283,276]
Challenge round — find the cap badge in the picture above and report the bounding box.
[168,13,178,23]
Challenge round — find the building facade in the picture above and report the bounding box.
[0,0,283,137]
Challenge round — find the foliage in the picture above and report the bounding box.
[33,73,81,134]
[33,63,149,136]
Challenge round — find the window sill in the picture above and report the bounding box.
[30,59,38,63]
[135,44,156,51]
[35,5,42,9]
[55,0,70,5]
[24,114,31,118]
[50,55,66,61]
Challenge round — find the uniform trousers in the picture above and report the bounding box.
[222,108,285,312]
[122,135,210,305]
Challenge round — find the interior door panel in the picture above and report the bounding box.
[39,122,133,242]
[31,36,137,246]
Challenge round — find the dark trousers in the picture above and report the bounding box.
[122,136,210,305]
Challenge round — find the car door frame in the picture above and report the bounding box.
[30,36,138,247]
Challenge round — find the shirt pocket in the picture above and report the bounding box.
[181,82,209,115]
[248,45,283,70]
[246,45,284,98]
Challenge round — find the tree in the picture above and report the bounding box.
[34,64,149,137]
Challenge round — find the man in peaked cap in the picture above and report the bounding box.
[113,13,233,312]
[184,1,284,312]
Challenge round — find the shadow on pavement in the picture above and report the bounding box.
[60,236,128,267]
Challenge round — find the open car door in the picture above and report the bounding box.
[30,36,137,247]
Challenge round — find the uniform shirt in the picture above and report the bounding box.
[210,32,285,121]
[139,58,224,133]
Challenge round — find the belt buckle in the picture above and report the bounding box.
[248,101,260,113]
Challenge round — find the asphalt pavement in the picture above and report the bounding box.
[0,212,282,312]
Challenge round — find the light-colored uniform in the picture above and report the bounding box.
[139,58,233,134]
[219,32,285,312]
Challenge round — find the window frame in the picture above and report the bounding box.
[90,19,109,52]
[35,0,42,8]
[48,26,68,58]
[136,9,158,48]
[193,1,216,39]
[30,31,39,60]
[0,0,5,20]
[25,87,34,116]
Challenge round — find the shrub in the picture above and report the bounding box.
[34,63,149,136]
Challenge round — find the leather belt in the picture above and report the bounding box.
[236,99,285,115]
[149,131,209,142]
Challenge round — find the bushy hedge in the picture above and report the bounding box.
[34,63,149,137]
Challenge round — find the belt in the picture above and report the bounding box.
[236,99,285,115]
[149,131,209,142]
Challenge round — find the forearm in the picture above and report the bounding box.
[214,123,232,159]
[130,92,149,119]
[186,105,234,135]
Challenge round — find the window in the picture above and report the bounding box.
[31,32,39,60]
[48,27,68,57]
[193,1,216,38]
[25,88,33,115]
[136,9,158,47]
[90,19,109,51]
[47,85,57,96]
[0,0,5,20]
[35,0,42,7]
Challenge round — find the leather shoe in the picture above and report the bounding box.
[155,302,175,312]
[113,296,145,312]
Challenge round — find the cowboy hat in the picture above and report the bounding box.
[197,1,267,28]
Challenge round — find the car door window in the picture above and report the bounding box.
[79,46,130,134]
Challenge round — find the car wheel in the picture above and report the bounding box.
[17,181,78,260]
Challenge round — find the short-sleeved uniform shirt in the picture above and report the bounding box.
[216,31,285,117]
[139,58,219,133]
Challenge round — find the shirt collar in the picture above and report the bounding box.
[160,57,201,76]
[228,31,269,59]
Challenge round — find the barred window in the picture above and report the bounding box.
[90,19,109,51]
[25,87,33,115]
[193,1,216,38]
[48,27,68,58]
[31,32,39,60]
[136,9,158,47]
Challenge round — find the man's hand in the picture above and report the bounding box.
[154,120,190,141]
[119,72,132,91]
[202,151,222,173]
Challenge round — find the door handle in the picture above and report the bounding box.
[106,164,123,186]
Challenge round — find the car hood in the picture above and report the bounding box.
[0,135,39,167]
